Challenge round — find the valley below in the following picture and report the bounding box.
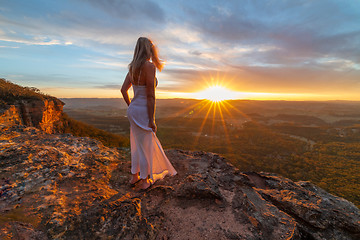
[62,98,360,208]
[1,79,359,239]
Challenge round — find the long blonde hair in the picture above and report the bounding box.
[129,37,164,81]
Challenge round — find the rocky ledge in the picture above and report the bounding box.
[0,98,64,134]
[1,124,360,239]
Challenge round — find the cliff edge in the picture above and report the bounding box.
[1,124,359,240]
[0,78,64,133]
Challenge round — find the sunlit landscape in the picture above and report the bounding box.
[60,96,360,208]
[1,0,359,203]
[1,0,360,238]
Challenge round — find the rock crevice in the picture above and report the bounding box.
[0,125,359,239]
[0,98,64,133]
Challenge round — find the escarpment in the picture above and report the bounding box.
[0,78,64,133]
[0,124,359,239]
[0,98,64,133]
[1,79,360,239]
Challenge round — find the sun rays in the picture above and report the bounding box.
[194,73,241,103]
[157,74,258,153]
[196,85,240,102]
[160,99,243,152]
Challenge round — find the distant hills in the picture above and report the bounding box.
[61,97,360,110]
[0,79,128,147]
[60,98,202,109]
[1,79,360,239]
[61,98,128,109]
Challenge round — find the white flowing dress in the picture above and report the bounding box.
[127,76,177,183]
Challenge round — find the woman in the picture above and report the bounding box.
[121,37,177,190]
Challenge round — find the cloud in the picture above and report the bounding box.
[0,34,69,46]
[82,0,165,22]
[5,73,99,88]
[2,0,356,70]
[0,45,19,48]
[314,57,360,71]
[189,50,202,56]
[95,84,121,89]
[159,62,360,97]
[0,0,359,99]
[177,0,360,68]
[0,15,34,29]
[0,1,162,52]
[79,57,129,70]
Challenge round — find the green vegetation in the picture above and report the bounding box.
[64,102,360,207]
[61,99,360,208]
[3,79,358,208]
[154,117,360,208]
[0,78,55,105]
[298,142,360,205]
[0,78,129,148]
[270,122,360,143]
[61,113,129,148]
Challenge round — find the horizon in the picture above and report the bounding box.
[1,0,360,101]
[60,97,360,103]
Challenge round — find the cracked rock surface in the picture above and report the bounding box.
[1,125,360,239]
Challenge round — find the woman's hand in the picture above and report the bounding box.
[121,73,132,106]
[148,120,157,133]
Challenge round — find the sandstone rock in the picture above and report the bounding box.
[1,127,359,239]
[0,105,23,126]
[62,197,156,240]
[0,125,125,239]
[0,221,48,240]
[255,172,360,239]
[0,98,64,134]
[177,174,222,200]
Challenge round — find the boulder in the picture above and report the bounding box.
[0,127,359,239]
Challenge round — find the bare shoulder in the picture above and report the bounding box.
[143,61,155,72]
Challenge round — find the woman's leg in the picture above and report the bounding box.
[129,172,140,184]
[138,177,151,190]
[130,127,141,184]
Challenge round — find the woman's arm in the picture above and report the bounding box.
[145,62,157,132]
[121,73,132,106]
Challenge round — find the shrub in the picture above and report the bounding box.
[61,113,129,148]
[0,78,55,103]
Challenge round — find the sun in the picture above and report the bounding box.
[197,85,238,102]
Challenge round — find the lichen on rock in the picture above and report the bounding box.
[1,126,360,239]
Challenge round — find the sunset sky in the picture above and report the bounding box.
[0,0,359,100]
